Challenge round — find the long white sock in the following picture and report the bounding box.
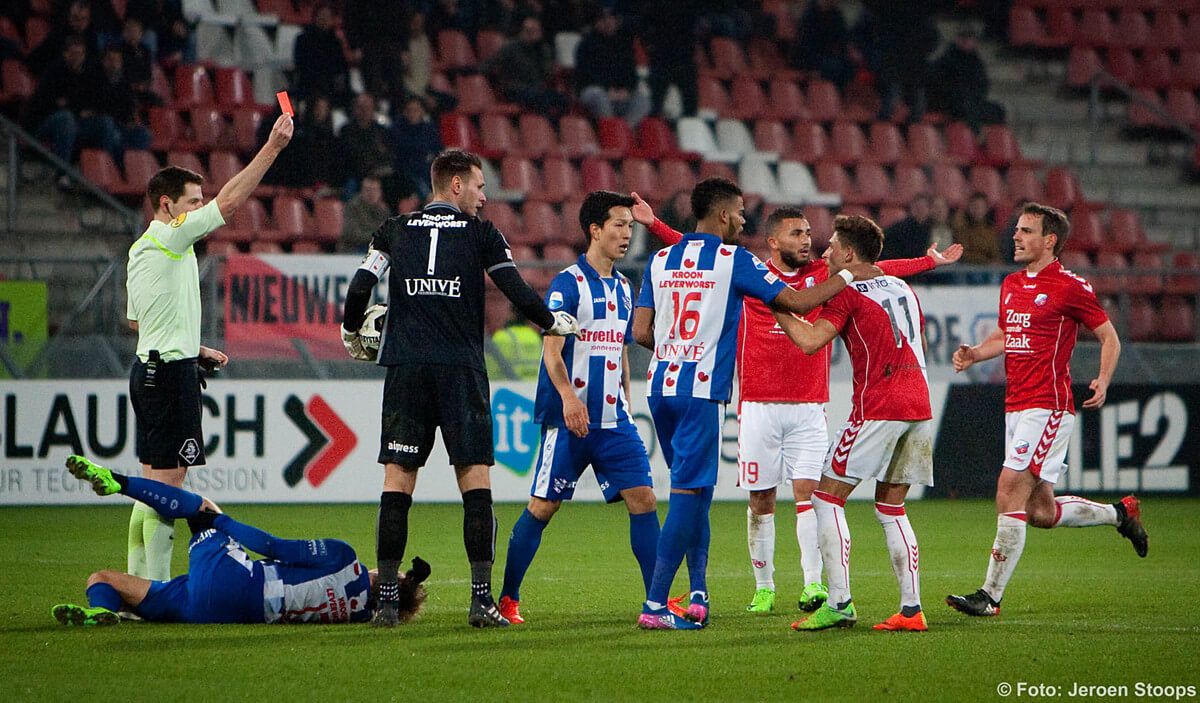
[127,502,150,578]
[795,501,823,586]
[875,502,921,610]
[982,512,1027,602]
[747,508,775,590]
[813,490,851,607]
[143,511,175,581]
[1052,496,1118,527]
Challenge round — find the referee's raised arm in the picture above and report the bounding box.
[214,114,294,220]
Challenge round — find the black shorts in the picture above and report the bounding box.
[130,356,206,469]
[379,363,493,468]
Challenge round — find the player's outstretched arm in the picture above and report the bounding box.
[543,335,589,437]
[630,192,683,245]
[632,306,655,350]
[1082,320,1120,408]
[953,325,1004,372]
[878,243,963,278]
[215,114,293,220]
[772,310,839,355]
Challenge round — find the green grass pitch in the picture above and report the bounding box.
[2,498,1197,701]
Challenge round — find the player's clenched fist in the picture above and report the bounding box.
[267,114,294,150]
[562,394,589,438]
[547,310,580,336]
[952,344,975,372]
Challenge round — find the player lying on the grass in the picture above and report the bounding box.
[946,202,1146,618]
[772,215,935,632]
[52,456,428,626]
[632,194,962,616]
[498,191,660,624]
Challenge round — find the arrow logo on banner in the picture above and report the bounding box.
[282,395,357,487]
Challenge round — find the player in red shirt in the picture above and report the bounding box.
[633,196,961,615]
[946,203,1146,618]
[771,214,936,632]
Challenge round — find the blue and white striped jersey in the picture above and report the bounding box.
[534,255,635,429]
[636,233,786,402]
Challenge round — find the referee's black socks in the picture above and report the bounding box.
[462,488,497,598]
[376,491,413,589]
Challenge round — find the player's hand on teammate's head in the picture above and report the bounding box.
[630,191,655,226]
[846,262,884,281]
[952,344,975,372]
[929,243,964,266]
[1082,378,1108,408]
[268,114,294,149]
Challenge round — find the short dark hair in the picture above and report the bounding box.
[1021,202,1071,255]
[833,214,884,263]
[146,166,203,211]
[579,190,634,243]
[764,206,807,238]
[690,177,742,221]
[430,148,482,193]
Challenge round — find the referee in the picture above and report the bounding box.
[125,114,293,581]
[341,148,578,627]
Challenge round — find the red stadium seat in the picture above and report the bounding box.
[1066,47,1102,88]
[1044,167,1078,211]
[878,205,908,229]
[205,240,241,256]
[0,17,18,43]
[500,156,541,195]
[312,198,343,242]
[475,29,506,62]
[521,201,562,245]
[291,241,322,254]
[231,107,264,153]
[484,202,521,241]
[1159,296,1197,341]
[766,78,809,122]
[1091,251,1129,297]
[1173,51,1200,90]
[932,164,969,208]
[580,156,618,192]
[969,166,1007,206]
[698,76,731,116]
[1126,296,1158,342]
[754,119,791,155]
[437,30,476,71]
[699,161,735,181]
[1105,49,1137,86]
[560,116,607,159]
[637,117,696,161]
[597,116,635,156]
[982,125,1033,167]
[480,114,521,156]
[867,122,905,165]
[189,106,226,150]
[1009,6,1045,47]
[944,122,979,164]
[439,111,473,150]
[707,37,749,80]
[543,243,577,264]
[729,79,768,121]
[272,195,308,239]
[541,157,579,204]
[79,149,124,193]
[850,164,892,206]
[148,107,181,151]
[123,150,161,194]
[1166,251,1200,295]
[1129,252,1165,295]
[174,65,214,109]
[1112,10,1151,50]
[1166,89,1199,128]
[1060,250,1092,273]
[0,60,34,102]
[518,113,558,159]
[815,163,853,200]
[214,67,253,112]
[747,37,796,81]
[1148,10,1185,50]
[621,158,661,201]
[23,16,50,55]
[890,164,930,206]
[829,122,867,165]
[249,241,283,254]
[804,207,833,250]
[455,74,517,115]
[1140,50,1173,91]
[559,200,584,244]
[1065,210,1103,252]
[805,80,841,123]
[227,197,267,242]
[1007,167,1044,203]
[904,123,950,165]
[1106,209,1145,253]
[1076,10,1114,47]
[208,150,242,189]
[657,159,696,198]
[789,122,828,163]
[166,151,207,180]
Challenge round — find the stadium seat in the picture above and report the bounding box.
[738,155,781,202]
[500,157,542,196]
[1166,251,1200,295]
[1140,50,1173,91]
[803,207,833,250]
[1059,250,1092,273]
[148,107,182,151]
[1091,251,1129,297]
[1106,209,1145,253]
[1066,47,1102,88]
[839,204,871,219]
[166,151,207,180]
[1165,89,1199,128]
[554,31,582,69]
[716,119,767,158]
[829,122,867,165]
[1044,167,1078,211]
[0,17,18,43]
[878,205,907,229]
[851,164,892,206]
[815,163,854,202]
[205,239,241,256]
[226,197,267,242]
[597,117,635,156]
[543,243,577,263]
[560,116,609,159]
[729,79,768,121]
[676,118,737,162]
[969,166,1007,206]
[1148,10,1185,50]
[0,60,34,102]
[1076,10,1114,48]
[476,29,506,62]
[805,80,842,123]
[208,150,242,189]
[290,241,321,254]
[944,122,979,164]
[754,120,791,155]
[1009,6,1045,47]
[932,164,970,208]
[890,164,930,207]
[789,122,829,163]
[521,202,562,245]
[480,114,522,157]
[189,106,227,150]
[707,37,749,80]
[765,78,809,122]
[1105,49,1137,86]
[249,241,283,254]
[982,125,1036,167]
[541,157,580,204]
[1007,167,1044,203]
[867,122,905,165]
[776,161,842,207]
[79,149,129,195]
[23,16,50,55]
[231,107,264,153]
[748,38,796,81]
[214,67,254,112]
[1065,210,1103,252]
[174,65,214,109]
[621,158,662,201]
[580,156,618,192]
[122,150,161,192]
[272,195,308,240]
[517,113,558,159]
[311,198,343,243]
[1173,51,1200,90]
[637,117,697,161]
[1113,10,1151,50]
[1159,296,1197,341]
[436,30,476,72]
[697,76,731,116]
[1126,296,1158,342]
[439,112,472,150]
[1129,252,1165,295]
[657,159,696,198]
[485,201,522,241]
[904,123,950,165]
[455,74,517,115]
[699,161,736,181]
[1129,88,1167,128]
[559,200,584,244]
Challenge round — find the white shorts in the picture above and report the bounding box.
[823,419,934,487]
[737,401,828,490]
[1003,408,1075,485]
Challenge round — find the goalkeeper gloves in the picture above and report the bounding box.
[547,310,580,336]
[341,326,374,361]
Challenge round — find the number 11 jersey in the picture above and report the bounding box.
[817,275,931,422]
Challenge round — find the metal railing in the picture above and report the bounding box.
[1086,68,1200,164]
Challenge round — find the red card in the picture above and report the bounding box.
[276,91,293,116]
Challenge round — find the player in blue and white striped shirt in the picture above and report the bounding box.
[498,192,660,624]
[631,178,878,629]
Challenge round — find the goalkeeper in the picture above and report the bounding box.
[52,456,429,626]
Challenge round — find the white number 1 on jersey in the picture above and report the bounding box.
[426,228,439,274]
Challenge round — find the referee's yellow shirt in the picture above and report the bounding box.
[126,200,225,362]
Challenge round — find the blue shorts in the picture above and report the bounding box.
[137,529,265,624]
[529,422,653,503]
[648,395,723,489]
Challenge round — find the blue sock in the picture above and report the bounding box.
[500,509,549,601]
[121,476,203,519]
[628,510,660,596]
[86,582,122,611]
[647,491,703,606]
[686,487,714,594]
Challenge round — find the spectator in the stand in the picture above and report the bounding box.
[117,16,153,89]
[882,193,934,260]
[339,175,391,254]
[484,15,568,117]
[952,192,1002,265]
[98,46,151,154]
[293,2,350,109]
[338,92,394,186]
[929,195,953,250]
[928,27,1006,131]
[390,96,442,199]
[28,0,101,74]
[402,10,433,100]
[427,0,481,41]
[28,37,123,181]
[575,6,650,128]
[342,2,408,102]
[792,0,855,89]
[296,94,344,188]
[482,0,545,36]
[641,0,698,117]
[866,3,938,122]
[125,0,194,65]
